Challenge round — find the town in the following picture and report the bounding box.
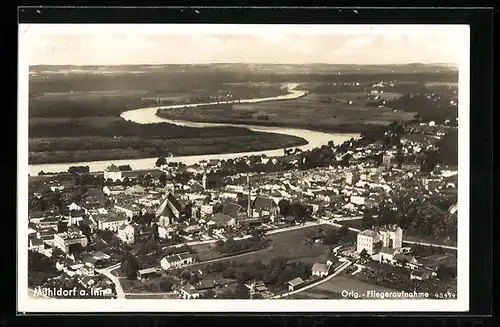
[27,116,458,300]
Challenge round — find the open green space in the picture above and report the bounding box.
[28,117,307,164]
[156,92,416,134]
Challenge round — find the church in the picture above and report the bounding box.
[155,192,182,227]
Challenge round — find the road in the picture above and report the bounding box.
[99,217,456,298]
[351,264,363,276]
[318,218,458,250]
[161,234,252,250]
[272,260,353,299]
[96,267,125,299]
[185,245,273,269]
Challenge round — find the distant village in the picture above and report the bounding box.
[27,119,458,300]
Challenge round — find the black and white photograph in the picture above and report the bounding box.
[17,23,469,312]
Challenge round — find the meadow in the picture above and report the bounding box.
[157,91,416,133]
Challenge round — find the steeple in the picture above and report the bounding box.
[201,160,208,190]
[164,170,175,196]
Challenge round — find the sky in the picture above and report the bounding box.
[20,24,466,66]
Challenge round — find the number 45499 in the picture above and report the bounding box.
[434,292,456,299]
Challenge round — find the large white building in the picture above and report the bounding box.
[104,164,122,182]
[160,253,194,270]
[117,224,135,244]
[53,226,89,253]
[377,225,403,249]
[357,225,403,255]
[356,230,381,255]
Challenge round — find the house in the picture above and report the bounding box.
[121,169,165,182]
[382,153,394,170]
[447,203,458,215]
[183,224,203,235]
[311,262,331,278]
[179,283,201,299]
[28,238,44,253]
[206,213,235,233]
[78,276,96,289]
[38,227,58,244]
[251,196,279,218]
[200,204,214,217]
[393,254,421,269]
[158,225,169,239]
[104,164,122,182]
[67,263,84,277]
[245,280,271,297]
[345,172,360,185]
[401,161,421,171]
[84,252,111,268]
[103,185,126,196]
[114,203,141,219]
[28,224,38,237]
[79,262,96,276]
[28,210,46,224]
[67,209,86,226]
[50,184,65,192]
[117,224,136,244]
[39,215,61,229]
[124,185,146,196]
[195,279,218,293]
[410,269,435,281]
[68,202,82,211]
[377,247,400,263]
[53,226,89,253]
[375,225,403,250]
[222,201,246,219]
[156,192,182,227]
[357,225,403,255]
[96,213,129,232]
[202,172,223,190]
[136,267,161,281]
[160,252,194,270]
[417,254,457,272]
[350,195,366,206]
[286,277,305,292]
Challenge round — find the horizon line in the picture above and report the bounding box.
[29,62,459,68]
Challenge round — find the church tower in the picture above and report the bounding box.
[165,171,175,195]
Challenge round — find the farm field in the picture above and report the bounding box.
[157,92,416,134]
[28,117,307,165]
[194,225,340,270]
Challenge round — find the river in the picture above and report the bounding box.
[28,83,359,175]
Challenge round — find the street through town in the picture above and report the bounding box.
[272,260,353,299]
[99,216,456,298]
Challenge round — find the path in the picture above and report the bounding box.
[272,260,353,299]
[184,245,274,269]
[351,264,363,276]
[96,266,125,299]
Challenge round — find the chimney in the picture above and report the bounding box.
[247,173,252,218]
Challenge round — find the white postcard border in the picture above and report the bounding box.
[17,23,470,313]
